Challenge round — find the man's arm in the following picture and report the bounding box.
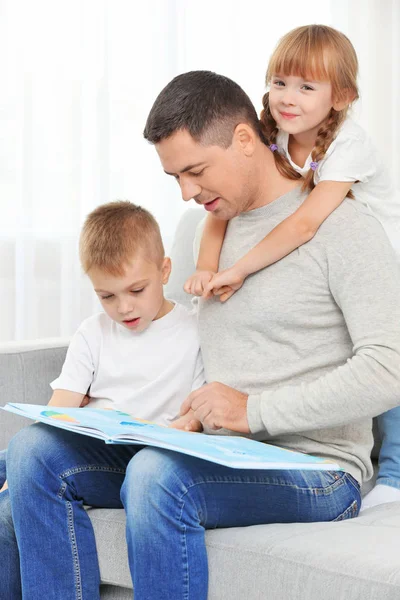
[247,207,400,436]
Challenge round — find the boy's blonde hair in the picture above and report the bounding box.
[79,201,165,276]
[260,25,359,194]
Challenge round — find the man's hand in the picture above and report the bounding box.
[0,480,8,493]
[184,270,215,296]
[169,409,203,432]
[203,266,246,302]
[180,382,250,433]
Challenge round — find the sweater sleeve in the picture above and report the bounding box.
[247,208,400,436]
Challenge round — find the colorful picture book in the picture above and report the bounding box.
[2,403,342,471]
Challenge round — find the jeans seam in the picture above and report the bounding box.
[58,481,83,600]
[180,476,343,496]
[343,473,361,502]
[59,464,126,479]
[177,496,190,600]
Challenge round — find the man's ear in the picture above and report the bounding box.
[161,257,172,284]
[333,89,357,111]
[233,123,256,157]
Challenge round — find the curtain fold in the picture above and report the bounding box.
[1,0,398,341]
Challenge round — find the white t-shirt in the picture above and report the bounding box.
[277,118,400,253]
[51,302,205,426]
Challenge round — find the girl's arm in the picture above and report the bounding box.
[184,214,228,296]
[208,180,353,302]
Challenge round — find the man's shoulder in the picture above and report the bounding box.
[315,198,389,251]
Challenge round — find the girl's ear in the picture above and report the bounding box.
[233,123,256,157]
[333,89,357,111]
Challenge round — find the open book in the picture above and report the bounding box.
[2,403,342,471]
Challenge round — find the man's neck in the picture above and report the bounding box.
[245,144,300,211]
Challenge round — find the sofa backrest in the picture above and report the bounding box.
[0,342,68,449]
[165,207,204,308]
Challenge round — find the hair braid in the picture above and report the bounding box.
[303,109,354,198]
[260,92,301,182]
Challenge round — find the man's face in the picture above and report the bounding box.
[155,128,253,220]
[268,74,335,140]
[89,254,171,333]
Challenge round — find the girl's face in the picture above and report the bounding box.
[269,74,337,141]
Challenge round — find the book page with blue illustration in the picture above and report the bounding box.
[2,403,342,471]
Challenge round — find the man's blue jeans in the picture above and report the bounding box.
[3,424,361,600]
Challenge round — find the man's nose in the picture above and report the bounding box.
[180,178,202,202]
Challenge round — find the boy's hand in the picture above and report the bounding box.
[169,409,203,432]
[0,480,8,493]
[204,267,246,302]
[80,395,90,407]
[184,270,215,297]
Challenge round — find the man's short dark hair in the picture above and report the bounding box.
[143,70,263,148]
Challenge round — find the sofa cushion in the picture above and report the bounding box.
[89,501,400,599]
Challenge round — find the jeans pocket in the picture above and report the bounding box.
[332,499,359,522]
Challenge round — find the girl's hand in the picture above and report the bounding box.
[169,409,203,432]
[204,267,246,302]
[184,270,215,297]
[0,480,8,493]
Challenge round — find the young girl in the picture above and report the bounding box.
[184,24,400,510]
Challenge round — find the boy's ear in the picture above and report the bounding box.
[333,88,357,111]
[233,123,256,157]
[161,257,172,284]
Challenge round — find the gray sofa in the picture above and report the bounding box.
[1,208,400,600]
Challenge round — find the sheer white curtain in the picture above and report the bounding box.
[1,0,399,341]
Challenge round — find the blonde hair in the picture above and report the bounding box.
[260,25,359,194]
[79,201,165,276]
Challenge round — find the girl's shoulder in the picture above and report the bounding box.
[335,117,369,144]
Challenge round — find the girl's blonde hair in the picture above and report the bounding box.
[260,25,359,193]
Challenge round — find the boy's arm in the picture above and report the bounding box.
[184,214,228,296]
[47,389,87,407]
[207,181,353,301]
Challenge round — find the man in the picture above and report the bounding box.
[3,71,400,600]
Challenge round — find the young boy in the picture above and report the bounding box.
[0,200,204,493]
[48,199,205,424]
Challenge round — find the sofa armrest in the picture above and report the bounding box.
[0,338,69,449]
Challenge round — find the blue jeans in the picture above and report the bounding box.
[377,406,400,490]
[3,424,361,600]
[0,449,22,600]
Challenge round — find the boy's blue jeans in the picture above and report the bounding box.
[1,423,362,600]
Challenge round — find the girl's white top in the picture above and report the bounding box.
[277,118,400,254]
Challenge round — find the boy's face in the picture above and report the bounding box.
[89,255,172,333]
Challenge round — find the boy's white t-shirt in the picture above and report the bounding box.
[50,302,205,426]
[277,118,400,253]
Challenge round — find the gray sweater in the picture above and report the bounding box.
[196,187,400,483]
